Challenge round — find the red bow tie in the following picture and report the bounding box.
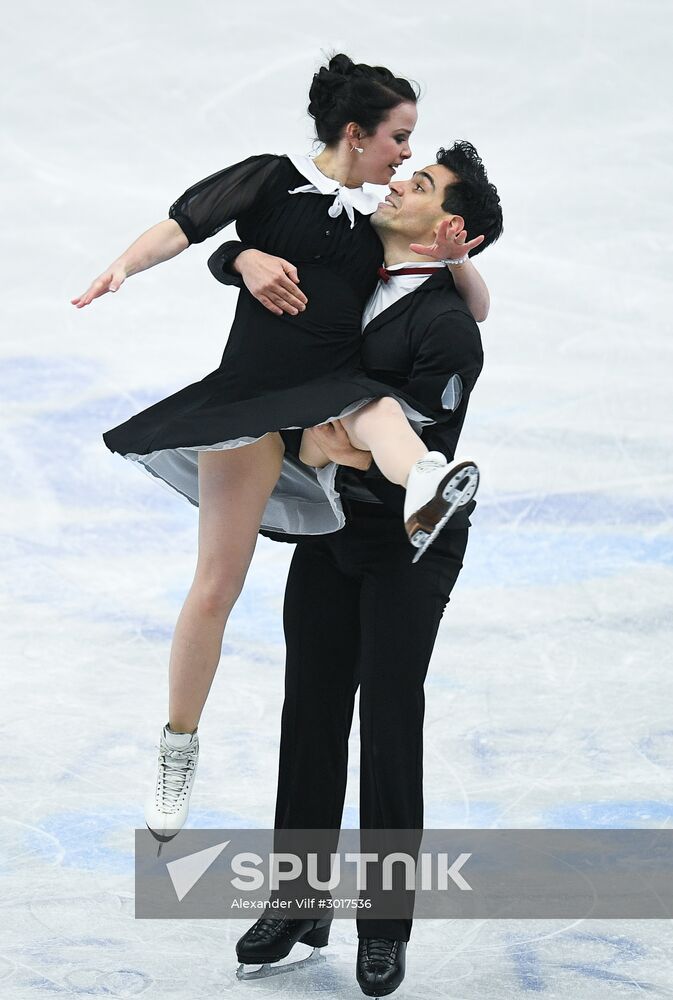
[377,265,440,284]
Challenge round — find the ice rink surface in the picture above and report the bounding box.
[2,0,673,996]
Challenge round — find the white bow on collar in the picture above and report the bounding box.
[287,153,380,229]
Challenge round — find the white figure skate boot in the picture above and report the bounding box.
[144,724,199,842]
[404,452,480,562]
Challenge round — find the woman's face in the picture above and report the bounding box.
[357,101,417,185]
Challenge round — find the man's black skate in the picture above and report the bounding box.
[356,937,406,996]
[235,916,331,980]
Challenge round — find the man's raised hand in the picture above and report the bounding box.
[234,250,308,316]
[409,219,484,261]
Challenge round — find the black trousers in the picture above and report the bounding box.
[273,499,469,941]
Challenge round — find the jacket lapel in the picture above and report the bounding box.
[361,269,454,338]
[362,288,416,337]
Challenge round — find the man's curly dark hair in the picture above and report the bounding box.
[436,141,503,256]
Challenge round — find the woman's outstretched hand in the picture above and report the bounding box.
[409,219,484,260]
[233,250,308,317]
[71,267,127,308]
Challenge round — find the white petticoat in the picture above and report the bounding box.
[121,395,435,536]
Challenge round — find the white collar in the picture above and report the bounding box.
[287,153,380,228]
[384,260,446,271]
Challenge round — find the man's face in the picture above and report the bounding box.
[371,163,459,245]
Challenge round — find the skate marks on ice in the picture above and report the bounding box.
[4,349,673,997]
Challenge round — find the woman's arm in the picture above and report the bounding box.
[445,258,490,323]
[71,220,188,308]
[409,219,490,323]
[72,153,282,309]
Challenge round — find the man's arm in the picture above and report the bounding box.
[207,241,307,316]
[209,222,491,322]
[400,309,484,413]
[305,421,373,471]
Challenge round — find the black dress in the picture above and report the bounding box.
[102,153,434,534]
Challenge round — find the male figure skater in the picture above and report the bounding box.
[209,141,503,996]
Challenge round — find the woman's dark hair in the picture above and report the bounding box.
[308,53,419,146]
[436,141,504,257]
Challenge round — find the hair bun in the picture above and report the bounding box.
[308,58,351,121]
[307,52,418,147]
[327,53,356,77]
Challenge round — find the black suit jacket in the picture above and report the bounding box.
[207,243,484,531]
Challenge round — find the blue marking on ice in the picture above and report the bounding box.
[23,810,138,874]
[470,731,501,762]
[1,354,102,401]
[636,730,673,766]
[505,937,547,991]
[559,966,655,988]
[474,493,673,528]
[460,527,673,589]
[22,806,258,874]
[543,801,673,828]
[23,978,64,995]
[557,931,650,988]
[26,969,152,995]
[181,807,263,828]
[340,801,504,828]
[423,800,504,827]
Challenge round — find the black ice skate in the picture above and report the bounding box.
[235,916,331,981]
[356,937,407,996]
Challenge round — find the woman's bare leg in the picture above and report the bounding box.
[339,398,428,485]
[167,433,285,732]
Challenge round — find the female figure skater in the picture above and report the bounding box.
[71,54,488,839]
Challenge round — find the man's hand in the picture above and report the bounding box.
[305,420,373,471]
[233,249,308,316]
[409,219,484,260]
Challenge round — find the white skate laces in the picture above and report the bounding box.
[403,452,448,522]
[154,737,199,813]
[410,452,447,475]
[145,725,199,841]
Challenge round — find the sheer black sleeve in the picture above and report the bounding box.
[207,240,251,288]
[168,153,282,245]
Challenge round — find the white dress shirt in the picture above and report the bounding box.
[362,261,446,331]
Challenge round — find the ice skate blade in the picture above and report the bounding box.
[145,822,181,844]
[236,946,326,980]
[411,464,480,564]
[360,984,403,998]
[359,984,402,998]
